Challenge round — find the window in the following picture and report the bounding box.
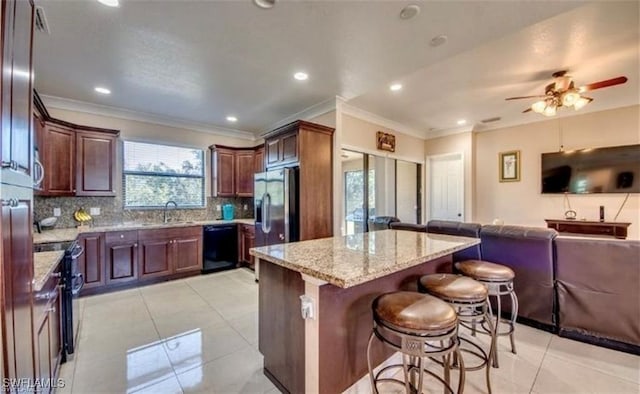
[123,141,205,208]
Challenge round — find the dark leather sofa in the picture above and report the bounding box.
[426,220,482,261]
[367,216,400,231]
[555,236,640,352]
[391,219,639,354]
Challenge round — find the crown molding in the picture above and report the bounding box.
[339,102,426,140]
[424,125,474,140]
[263,97,337,133]
[40,95,258,141]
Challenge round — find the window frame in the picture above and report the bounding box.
[122,140,206,209]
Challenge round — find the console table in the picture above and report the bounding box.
[545,219,631,239]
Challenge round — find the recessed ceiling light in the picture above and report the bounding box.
[430,35,448,47]
[97,0,119,7]
[226,116,238,123]
[254,0,276,9]
[399,5,420,20]
[457,119,467,125]
[389,83,403,92]
[94,86,111,95]
[294,72,308,81]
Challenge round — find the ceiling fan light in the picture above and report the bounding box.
[573,97,592,111]
[562,91,581,107]
[543,105,557,117]
[531,100,546,113]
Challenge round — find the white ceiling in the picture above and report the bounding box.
[33,1,638,139]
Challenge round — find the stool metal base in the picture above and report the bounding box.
[476,280,518,368]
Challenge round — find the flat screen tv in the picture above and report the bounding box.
[541,144,640,194]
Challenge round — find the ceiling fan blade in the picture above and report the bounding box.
[505,95,547,101]
[522,108,532,113]
[579,76,628,92]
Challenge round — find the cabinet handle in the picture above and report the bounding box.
[134,243,138,247]
[1,160,11,168]
[120,234,124,239]
[51,272,62,278]
[46,307,56,313]
[3,199,20,207]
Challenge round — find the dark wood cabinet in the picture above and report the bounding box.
[139,238,172,279]
[263,120,335,241]
[105,231,139,285]
[42,124,75,196]
[545,219,631,239]
[139,226,202,277]
[235,150,255,197]
[239,224,255,269]
[34,270,62,394]
[214,147,236,197]
[76,130,117,196]
[211,145,265,197]
[1,0,34,178]
[77,233,105,291]
[1,199,36,384]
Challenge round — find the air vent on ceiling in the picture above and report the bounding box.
[481,116,502,124]
[35,7,50,35]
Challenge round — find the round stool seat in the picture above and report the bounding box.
[418,273,488,303]
[456,260,515,282]
[373,291,457,334]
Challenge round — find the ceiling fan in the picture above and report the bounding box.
[505,71,628,117]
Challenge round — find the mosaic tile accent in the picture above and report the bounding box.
[34,196,254,229]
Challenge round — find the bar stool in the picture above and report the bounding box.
[455,260,518,368]
[367,291,464,394]
[418,273,496,393]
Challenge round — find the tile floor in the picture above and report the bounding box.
[57,268,639,394]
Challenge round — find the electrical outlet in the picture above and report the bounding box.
[53,208,61,217]
[90,207,101,216]
[243,204,248,210]
[216,204,221,212]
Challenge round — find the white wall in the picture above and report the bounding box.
[474,105,640,239]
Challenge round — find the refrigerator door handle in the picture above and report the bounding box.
[263,193,272,233]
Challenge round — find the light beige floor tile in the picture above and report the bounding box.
[144,295,210,319]
[56,359,75,394]
[138,280,193,296]
[227,311,259,344]
[80,317,157,342]
[176,346,276,393]
[82,288,142,307]
[127,374,184,394]
[152,308,226,339]
[162,322,251,374]
[81,302,153,333]
[73,343,175,393]
[532,353,640,394]
[207,294,258,321]
[546,335,640,384]
[83,295,148,319]
[77,321,162,364]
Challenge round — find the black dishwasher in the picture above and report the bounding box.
[202,225,238,273]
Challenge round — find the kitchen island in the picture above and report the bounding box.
[250,229,480,394]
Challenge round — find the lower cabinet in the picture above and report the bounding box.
[77,226,203,294]
[34,266,62,394]
[239,224,256,269]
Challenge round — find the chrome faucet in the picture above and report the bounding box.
[163,200,178,223]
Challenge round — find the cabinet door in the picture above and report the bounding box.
[139,238,172,279]
[280,131,298,165]
[77,233,105,291]
[106,242,138,285]
[173,236,202,274]
[1,0,33,177]
[76,131,117,196]
[43,124,75,196]
[254,146,265,174]
[242,227,256,268]
[1,199,35,383]
[48,287,62,382]
[35,311,52,394]
[235,150,255,197]
[265,138,280,167]
[215,149,235,197]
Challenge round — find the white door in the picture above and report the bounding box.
[429,153,464,221]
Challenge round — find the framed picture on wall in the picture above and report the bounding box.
[376,131,396,152]
[499,150,520,182]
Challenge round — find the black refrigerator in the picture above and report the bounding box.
[254,168,299,278]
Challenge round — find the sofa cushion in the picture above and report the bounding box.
[426,220,482,261]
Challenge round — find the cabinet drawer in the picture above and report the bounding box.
[34,271,61,321]
[138,226,202,241]
[105,230,138,244]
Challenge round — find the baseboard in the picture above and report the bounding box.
[558,329,640,356]
[514,315,557,334]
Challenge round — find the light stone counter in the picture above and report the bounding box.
[33,251,64,291]
[33,219,255,244]
[250,229,480,288]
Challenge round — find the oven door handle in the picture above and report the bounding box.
[71,245,85,260]
[71,273,84,295]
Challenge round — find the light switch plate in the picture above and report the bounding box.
[90,207,101,216]
[53,208,61,217]
[216,204,221,212]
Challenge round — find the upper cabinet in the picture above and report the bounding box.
[42,124,75,196]
[265,130,298,168]
[76,130,117,196]
[210,145,264,197]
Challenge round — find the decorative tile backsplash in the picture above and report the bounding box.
[34,195,254,229]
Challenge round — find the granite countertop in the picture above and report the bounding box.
[250,229,481,288]
[33,218,255,244]
[33,251,64,292]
